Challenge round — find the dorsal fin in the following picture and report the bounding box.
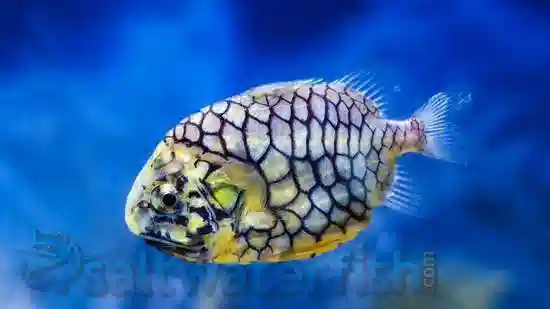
[332,71,387,116]
[235,74,387,117]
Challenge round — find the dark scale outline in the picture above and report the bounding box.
[171,123,186,142]
[250,161,272,216]
[201,134,227,158]
[324,122,336,158]
[184,122,203,144]
[221,120,250,161]
[288,89,307,123]
[293,207,327,243]
[272,97,292,121]
[220,101,247,130]
[363,146,378,202]
[308,117,325,161]
[349,176,368,201]
[307,184,329,213]
[195,159,221,181]
[319,87,332,158]
[310,183,346,232]
[211,100,230,115]
[266,92,280,106]
[268,219,286,238]
[180,116,228,158]
[242,115,262,163]
[262,148,292,185]
[200,104,212,114]
[379,145,391,166]
[335,154,353,181]
[341,87,354,108]
[347,111,352,158]
[249,93,270,106]
[327,196,353,232]
[336,96,350,127]
[371,131,383,159]
[360,122,376,157]
[349,103,364,129]
[247,109,270,126]
[290,119,307,160]
[376,161,390,184]
[310,90,326,124]
[394,125,405,153]
[197,109,207,128]
[314,156,336,187]
[390,124,398,149]
[292,191,315,222]
[245,229,271,252]
[380,124,392,165]
[349,126,360,158]
[351,152,366,179]
[202,111,224,134]
[335,122,348,156]
[227,98,249,109]
[381,122,394,149]
[268,174,299,207]
[349,197,371,219]
[361,93,380,116]
[306,180,337,236]
[330,182,352,209]
[326,97,339,127]
[298,86,316,164]
[349,121,361,158]
[249,96,271,124]
[275,208,305,239]
[309,93,328,152]
[269,114,294,157]
[271,211,295,250]
[325,201,348,232]
[331,103,339,159]
[288,159,308,202]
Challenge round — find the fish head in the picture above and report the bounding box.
[124,139,244,263]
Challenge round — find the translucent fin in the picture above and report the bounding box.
[333,71,387,116]
[414,92,468,166]
[384,166,424,218]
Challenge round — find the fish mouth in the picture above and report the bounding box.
[140,228,209,262]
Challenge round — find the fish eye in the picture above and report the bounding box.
[162,193,177,208]
[152,183,180,212]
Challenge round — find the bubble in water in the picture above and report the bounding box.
[456,92,473,110]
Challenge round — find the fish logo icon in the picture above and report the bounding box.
[18,230,85,294]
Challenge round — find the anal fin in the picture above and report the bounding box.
[384,164,424,218]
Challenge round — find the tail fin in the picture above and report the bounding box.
[413,92,468,166]
[383,92,470,217]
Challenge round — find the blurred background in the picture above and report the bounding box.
[0,0,549,308]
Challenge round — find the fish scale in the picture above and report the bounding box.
[125,74,464,264]
[165,81,397,262]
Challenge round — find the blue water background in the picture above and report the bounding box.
[0,0,549,308]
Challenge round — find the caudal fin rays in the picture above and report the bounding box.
[414,92,470,166]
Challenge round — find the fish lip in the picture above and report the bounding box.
[142,233,208,261]
[141,229,205,252]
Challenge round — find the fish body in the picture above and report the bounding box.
[125,75,462,264]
